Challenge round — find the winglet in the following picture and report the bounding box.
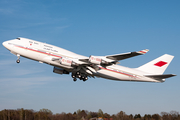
[137,49,149,54]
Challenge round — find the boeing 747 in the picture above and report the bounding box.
[2,37,176,82]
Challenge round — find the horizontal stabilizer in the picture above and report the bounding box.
[145,74,176,80]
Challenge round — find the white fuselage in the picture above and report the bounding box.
[2,38,163,82]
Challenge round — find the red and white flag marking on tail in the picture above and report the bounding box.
[154,61,167,67]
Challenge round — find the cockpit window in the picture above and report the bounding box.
[16,38,21,40]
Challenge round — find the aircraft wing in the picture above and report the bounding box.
[105,49,149,61]
[51,49,149,68]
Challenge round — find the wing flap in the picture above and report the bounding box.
[145,74,176,80]
[106,49,149,61]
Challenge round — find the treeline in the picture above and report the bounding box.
[0,108,180,120]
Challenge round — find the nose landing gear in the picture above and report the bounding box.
[16,54,20,63]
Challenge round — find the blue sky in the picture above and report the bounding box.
[0,0,180,115]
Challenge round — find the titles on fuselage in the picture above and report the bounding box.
[43,47,58,52]
[29,40,58,53]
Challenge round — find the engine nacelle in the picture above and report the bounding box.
[53,67,69,74]
[59,57,73,66]
[89,56,114,65]
[89,56,102,65]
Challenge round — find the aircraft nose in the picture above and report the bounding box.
[2,41,10,50]
[2,41,6,47]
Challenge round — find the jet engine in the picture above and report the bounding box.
[59,57,73,66]
[89,56,109,65]
[53,67,69,74]
[89,56,102,64]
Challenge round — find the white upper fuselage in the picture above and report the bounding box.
[2,38,165,82]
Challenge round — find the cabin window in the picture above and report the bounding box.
[16,38,20,40]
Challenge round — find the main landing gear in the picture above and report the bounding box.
[16,54,20,63]
[71,71,88,82]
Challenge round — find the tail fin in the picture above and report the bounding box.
[137,54,174,74]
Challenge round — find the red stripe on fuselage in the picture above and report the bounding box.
[14,44,62,58]
[99,66,138,79]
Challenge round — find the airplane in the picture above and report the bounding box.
[2,37,176,82]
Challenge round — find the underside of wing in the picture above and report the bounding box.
[106,49,149,61]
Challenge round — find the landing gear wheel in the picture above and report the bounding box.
[83,77,88,82]
[16,59,20,63]
[73,78,77,82]
[71,71,88,82]
[71,73,76,78]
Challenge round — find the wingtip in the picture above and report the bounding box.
[172,74,177,76]
[138,49,149,54]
